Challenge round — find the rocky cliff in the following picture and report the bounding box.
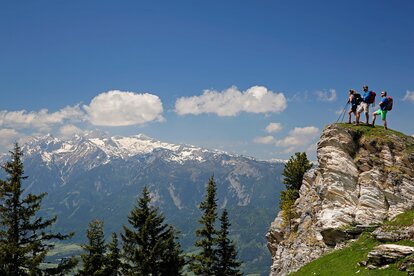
[267,123,414,275]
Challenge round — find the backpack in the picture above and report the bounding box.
[354,93,362,105]
[386,96,393,111]
[363,91,376,104]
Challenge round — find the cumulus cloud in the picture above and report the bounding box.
[0,128,22,149]
[175,86,287,116]
[265,122,283,133]
[275,126,320,148]
[59,124,84,138]
[0,105,84,131]
[315,89,337,102]
[253,135,276,145]
[83,90,164,126]
[403,91,414,103]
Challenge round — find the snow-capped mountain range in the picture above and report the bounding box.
[0,133,285,274]
[23,133,222,166]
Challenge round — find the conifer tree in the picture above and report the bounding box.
[121,187,184,276]
[159,226,186,276]
[190,176,218,276]
[279,189,298,230]
[282,152,312,192]
[215,209,242,276]
[104,232,122,276]
[280,152,311,229]
[0,143,77,275]
[79,219,106,275]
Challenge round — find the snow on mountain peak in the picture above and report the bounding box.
[19,132,219,165]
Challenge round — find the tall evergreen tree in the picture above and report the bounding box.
[214,209,242,276]
[0,143,77,275]
[79,219,106,276]
[159,226,185,276]
[190,176,218,276]
[121,187,184,276]
[282,152,312,191]
[104,232,122,276]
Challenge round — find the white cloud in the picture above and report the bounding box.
[83,90,164,126]
[275,126,320,149]
[403,91,414,103]
[335,109,344,115]
[175,86,287,116]
[0,105,84,131]
[288,91,309,102]
[253,135,276,144]
[59,124,84,138]
[265,122,283,133]
[0,128,22,149]
[315,89,336,102]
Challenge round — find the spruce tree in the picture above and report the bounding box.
[282,152,312,191]
[159,226,185,276]
[215,209,242,276]
[0,143,77,275]
[104,232,122,276]
[79,219,106,275]
[191,176,218,276]
[121,187,184,276]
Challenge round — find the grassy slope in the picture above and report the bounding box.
[291,211,414,276]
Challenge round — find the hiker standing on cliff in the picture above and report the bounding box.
[347,89,358,124]
[372,91,391,130]
[356,85,375,125]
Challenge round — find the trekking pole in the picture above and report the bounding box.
[340,104,348,123]
[335,102,349,123]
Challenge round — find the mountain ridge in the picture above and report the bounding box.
[0,132,285,275]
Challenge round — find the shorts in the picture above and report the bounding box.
[374,109,387,120]
[357,102,369,114]
[350,105,357,112]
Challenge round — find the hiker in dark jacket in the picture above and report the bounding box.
[347,89,357,124]
[371,91,389,130]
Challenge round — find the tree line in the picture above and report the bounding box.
[0,143,242,275]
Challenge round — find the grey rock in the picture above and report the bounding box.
[267,124,414,275]
[367,244,414,266]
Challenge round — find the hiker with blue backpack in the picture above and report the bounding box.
[371,91,393,130]
[356,85,376,125]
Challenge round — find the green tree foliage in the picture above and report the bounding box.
[159,226,186,276]
[104,232,122,276]
[0,143,77,275]
[282,152,312,191]
[214,209,242,276]
[190,176,218,275]
[79,219,106,275]
[280,152,311,230]
[279,189,299,230]
[121,187,184,276]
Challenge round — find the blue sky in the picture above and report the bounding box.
[0,1,413,160]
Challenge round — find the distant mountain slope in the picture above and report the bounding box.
[0,133,284,275]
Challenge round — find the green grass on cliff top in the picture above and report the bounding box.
[336,123,414,156]
[290,210,414,276]
[336,123,410,140]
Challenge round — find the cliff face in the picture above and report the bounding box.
[267,124,414,275]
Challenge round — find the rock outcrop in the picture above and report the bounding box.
[365,244,414,267]
[267,124,414,275]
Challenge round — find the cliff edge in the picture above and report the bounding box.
[267,123,414,275]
